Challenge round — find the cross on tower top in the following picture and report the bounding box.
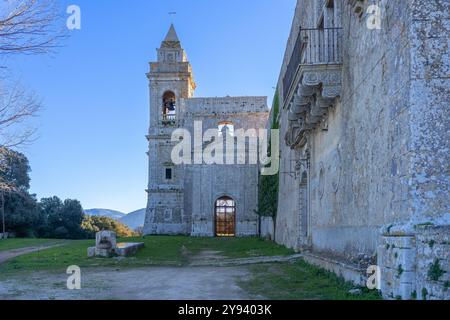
[169,11,177,22]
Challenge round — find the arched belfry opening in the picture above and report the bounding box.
[162,91,176,120]
[214,196,236,237]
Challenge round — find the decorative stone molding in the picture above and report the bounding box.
[284,60,342,149]
[286,78,340,148]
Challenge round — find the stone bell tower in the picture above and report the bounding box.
[143,24,196,235]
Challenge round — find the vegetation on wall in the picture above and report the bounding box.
[257,91,280,217]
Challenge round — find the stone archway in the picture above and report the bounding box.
[214,196,236,237]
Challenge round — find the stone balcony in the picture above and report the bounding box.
[283,27,343,149]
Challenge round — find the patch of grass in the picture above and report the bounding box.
[179,236,293,259]
[0,236,293,276]
[0,238,62,252]
[239,259,382,300]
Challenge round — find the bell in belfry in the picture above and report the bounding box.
[167,100,176,111]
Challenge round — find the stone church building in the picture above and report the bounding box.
[274,0,449,300]
[143,25,268,237]
[143,0,449,300]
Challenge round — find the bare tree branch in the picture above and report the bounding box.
[0,80,42,147]
[0,0,66,148]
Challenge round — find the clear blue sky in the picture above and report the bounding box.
[7,0,295,213]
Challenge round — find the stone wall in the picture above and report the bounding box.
[407,0,450,225]
[415,226,450,300]
[379,226,450,300]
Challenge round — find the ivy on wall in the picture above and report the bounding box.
[257,91,280,217]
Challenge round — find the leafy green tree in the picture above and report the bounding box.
[0,147,31,191]
[38,197,85,239]
[3,192,39,237]
[60,199,84,238]
[38,196,63,236]
[0,147,40,236]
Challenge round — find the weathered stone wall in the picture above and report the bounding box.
[275,0,303,249]
[407,0,450,226]
[415,226,450,300]
[376,0,450,300]
[379,226,450,300]
[275,0,449,299]
[306,0,413,258]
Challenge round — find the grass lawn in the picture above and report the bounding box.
[0,238,65,252]
[239,259,382,300]
[0,236,293,275]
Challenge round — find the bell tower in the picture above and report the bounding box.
[144,24,195,235]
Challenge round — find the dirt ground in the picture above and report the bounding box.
[0,266,262,300]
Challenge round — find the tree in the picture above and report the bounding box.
[82,215,137,239]
[3,191,39,237]
[0,83,42,147]
[0,147,38,236]
[38,197,85,239]
[0,0,64,56]
[0,0,66,147]
[60,199,84,239]
[0,1,67,235]
[0,146,30,190]
[38,196,63,237]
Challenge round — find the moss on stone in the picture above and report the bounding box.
[428,259,445,281]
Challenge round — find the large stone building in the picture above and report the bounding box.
[143,25,268,237]
[274,0,449,299]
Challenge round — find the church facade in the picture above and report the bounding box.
[143,25,268,237]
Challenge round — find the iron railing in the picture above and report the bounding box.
[283,27,342,100]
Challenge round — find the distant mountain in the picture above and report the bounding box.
[84,208,146,230]
[119,209,146,230]
[84,209,126,220]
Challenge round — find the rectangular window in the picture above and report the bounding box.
[165,168,173,180]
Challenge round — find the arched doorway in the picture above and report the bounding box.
[214,196,236,237]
